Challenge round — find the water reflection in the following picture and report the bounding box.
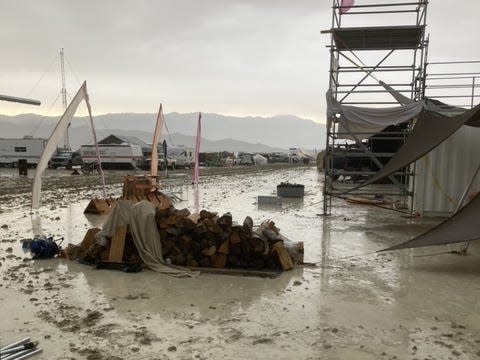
[63,259,300,319]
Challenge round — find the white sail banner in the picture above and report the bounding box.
[150,104,164,178]
[32,82,87,209]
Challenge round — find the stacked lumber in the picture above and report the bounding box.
[156,206,302,271]
[84,175,172,214]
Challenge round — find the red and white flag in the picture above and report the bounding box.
[340,0,354,14]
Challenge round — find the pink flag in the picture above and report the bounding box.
[340,0,354,14]
[193,113,201,186]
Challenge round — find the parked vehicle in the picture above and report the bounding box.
[80,144,144,169]
[167,146,194,168]
[48,150,83,169]
[0,136,47,167]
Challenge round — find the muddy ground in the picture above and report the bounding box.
[0,165,479,359]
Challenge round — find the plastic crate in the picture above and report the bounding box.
[276,184,305,198]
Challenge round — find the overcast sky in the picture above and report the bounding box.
[0,0,479,122]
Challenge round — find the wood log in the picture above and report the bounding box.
[200,210,217,219]
[243,216,253,234]
[175,208,191,218]
[74,228,101,259]
[210,253,227,268]
[217,212,233,228]
[271,242,293,271]
[229,231,241,244]
[251,231,266,254]
[258,220,280,234]
[262,228,280,242]
[188,213,201,224]
[218,239,230,255]
[202,245,217,256]
[275,233,304,265]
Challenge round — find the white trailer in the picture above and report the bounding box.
[80,144,144,169]
[0,136,47,167]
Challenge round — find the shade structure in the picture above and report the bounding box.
[379,192,480,252]
[344,103,480,194]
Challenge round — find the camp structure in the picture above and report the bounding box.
[322,0,429,215]
[322,0,480,218]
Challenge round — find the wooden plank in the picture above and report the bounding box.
[108,225,127,262]
[271,242,294,271]
[84,198,111,214]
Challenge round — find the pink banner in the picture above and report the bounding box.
[340,0,354,14]
[193,113,201,186]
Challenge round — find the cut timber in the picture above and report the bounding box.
[108,225,128,262]
[211,253,227,268]
[271,242,294,271]
[218,239,230,254]
[64,227,100,260]
[77,228,100,258]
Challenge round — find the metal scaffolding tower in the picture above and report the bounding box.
[322,0,428,215]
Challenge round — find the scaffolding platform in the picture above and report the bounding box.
[332,25,424,50]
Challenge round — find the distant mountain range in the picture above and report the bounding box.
[0,112,326,153]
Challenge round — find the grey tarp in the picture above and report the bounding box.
[326,90,424,139]
[344,103,480,193]
[96,200,198,277]
[379,192,480,251]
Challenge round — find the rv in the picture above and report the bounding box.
[0,136,47,167]
[80,144,144,169]
[166,146,194,168]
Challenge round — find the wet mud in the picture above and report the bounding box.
[1,166,479,359]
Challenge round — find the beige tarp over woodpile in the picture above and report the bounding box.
[95,200,198,277]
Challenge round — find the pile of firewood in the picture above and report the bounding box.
[156,206,303,271]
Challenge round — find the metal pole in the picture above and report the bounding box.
[338,50,394,102]
[471,77,476,109]
[0,95,40,106]
[455,161,480,253]
[8,348,42,360]
[60,48,70,150]
[1,338,30,352]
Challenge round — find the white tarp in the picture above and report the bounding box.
[326,90,424,139]
[95,200,198,277]
[253,154,268,166]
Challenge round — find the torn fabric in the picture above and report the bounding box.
[379,192,480,251]
[344,102,480,193]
